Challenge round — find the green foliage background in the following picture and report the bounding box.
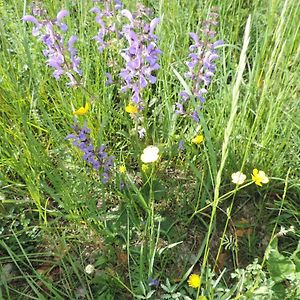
[0,0,299,299]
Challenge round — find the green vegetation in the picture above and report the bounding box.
[0,0,299,299]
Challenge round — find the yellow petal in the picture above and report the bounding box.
[73,102,89,116]
[192,135,204,145]
[119,165,126,174]
[125,104,138,114]
[187,274,201,289]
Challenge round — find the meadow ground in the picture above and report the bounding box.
[0,0,300,299]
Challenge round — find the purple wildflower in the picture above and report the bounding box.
[90,0,122,53]
[105,72,113,85]
[22,9,82,86]
[119,7,161,109]
[178,140,185,151]
[30,2,47,17]
[178,7,223,122]
[66,120,115,183]
[149,278,159,287]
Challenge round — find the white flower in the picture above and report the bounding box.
[231,171,246,185]
[84,264,95,274]
[141,146,159,163]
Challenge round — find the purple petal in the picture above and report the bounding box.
[179,91,190,102]
[105,72,113,85]
[213,40,224,47]
[68,35,77,49]
[132,91,140,104]
[189,32,199,44]
[59,23,68,32]
[139,75,147,88]
[121,9,133,23]
[178,140,185,151]
[150,18,160,35]
[147,74,156,84]
[22,15,39,25]
[56,9,69,22]
[175,103,185,114]
[191,109,200,123]
[90,7,101,14]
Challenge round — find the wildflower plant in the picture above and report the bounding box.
[66,120,114,183]
[15,1,293,300]
[176,7,223,122]
[252,168,269,186]
[141,145,159,164]
[231,171,247,185]
[22,10,82,86]
[119,6,161,111]
[90,0,123,54]
[187,273,201,289]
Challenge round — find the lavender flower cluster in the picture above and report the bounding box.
[22,9,82,86]
[176,8,223,122]
[66,120,114,183]
[90,0,123,53]
[119,7,162,110]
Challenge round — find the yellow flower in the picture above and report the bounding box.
[125,104,138,114]
[192,135,204,145]
[141,146,159,163]
[119,165,126,174]
[73,102,89,116]
[187,273,201,289]
[231,171,247,185]
[141,164,149,172]
[252,169,269,186]
[198,297,207,300]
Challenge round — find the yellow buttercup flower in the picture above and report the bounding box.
[125,104,138,114]
[187,273,201,289]
[73,102,89,116]
[252,169,269,186]
[198,296,207,300]
[119,165,126,174]
[192,135,204,145]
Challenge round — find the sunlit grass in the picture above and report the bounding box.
[1,0,299,299]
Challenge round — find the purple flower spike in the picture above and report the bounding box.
[68,35,82,76]
[177,7,222,122]
[119,9,161,109]
[91,2,120,53]
[23,9,82,86]
[66,120,114,183]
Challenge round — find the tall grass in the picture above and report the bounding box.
[1,0,299,299]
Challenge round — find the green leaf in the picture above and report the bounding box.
[290,241,300,280]
[266,238,296,283]
[271,283,286,300]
